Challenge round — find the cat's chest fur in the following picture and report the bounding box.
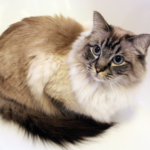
[66,31,136,122]
[68,67,135,122]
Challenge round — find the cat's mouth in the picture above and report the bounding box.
[89,63,106,81]
[89,64,113,82]
[92,74,105,82]
[90,69,107,82]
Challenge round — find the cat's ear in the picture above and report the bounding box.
[93,11,110,32]
[132,34,150,55]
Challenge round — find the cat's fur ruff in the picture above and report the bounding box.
[0,11,150,145]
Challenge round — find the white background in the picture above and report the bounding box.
[0,0,150,150]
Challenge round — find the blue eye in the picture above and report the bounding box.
[113,55,124,64]
[93,45,101,56]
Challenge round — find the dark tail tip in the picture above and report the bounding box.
[0,99,113,146]
[23,116,113,146]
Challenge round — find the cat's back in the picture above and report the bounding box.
[0,15,84,53]
[0,15,84,76]
[0,15,84,103]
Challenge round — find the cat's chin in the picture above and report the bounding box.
[91,73,106,83]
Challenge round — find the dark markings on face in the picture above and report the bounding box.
[137,55,146,67]
[104,35,122,51]
[84,46,95,61]
[115,46,121,54]
[101,40,105,47]
[111,40,121,50]
[125,60,133,69]
[105,38,110,48]
[113,64,130,75]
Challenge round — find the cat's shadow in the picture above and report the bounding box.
[111,107,136,123]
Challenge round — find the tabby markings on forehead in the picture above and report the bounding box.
[104,37,121,50]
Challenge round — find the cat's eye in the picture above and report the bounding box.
[112,55,124,64]
[93,45,101,56]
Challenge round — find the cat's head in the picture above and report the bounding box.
[69,11,150,89]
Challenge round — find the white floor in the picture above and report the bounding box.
[0,0,150,150]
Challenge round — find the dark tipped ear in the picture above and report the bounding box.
[132,34,150,55]
[93,11,110,32]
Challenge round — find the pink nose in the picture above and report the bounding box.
[96,67,101,73]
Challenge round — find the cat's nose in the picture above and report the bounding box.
[96,66,107,73]
[96,67,101,73]
[95,58,107,73]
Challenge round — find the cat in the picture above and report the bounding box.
[0,11,149,146]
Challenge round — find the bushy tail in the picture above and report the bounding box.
[0,97,113,146]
